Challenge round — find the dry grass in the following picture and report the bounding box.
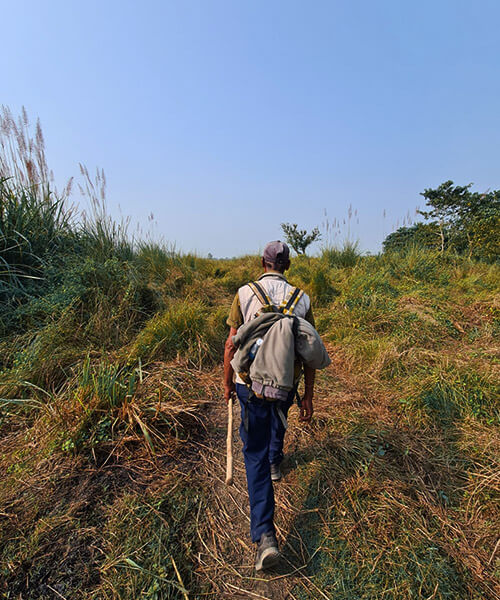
[192,364,499,599]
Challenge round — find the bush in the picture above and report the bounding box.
[383,181,500,261]
[0,308,84,393]
[6,256,157,340]
[310,269,339,306]
[383,246,442,284]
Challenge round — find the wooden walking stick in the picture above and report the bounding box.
[225,396,234,485]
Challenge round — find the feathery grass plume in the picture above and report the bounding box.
[0,105,73,198]
[78,164,134,262]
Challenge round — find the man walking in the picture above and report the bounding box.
[223,241,318,570]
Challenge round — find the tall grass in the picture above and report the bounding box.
[128,299,227,367]
[0,178,74,298]
[0,109,137,342]
[78,164,134,262]
[321,240,361,268]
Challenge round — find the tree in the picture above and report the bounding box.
[382,222,442,253]
[280,223,321,255]
[383,181,499,261]
[419,181,499,259]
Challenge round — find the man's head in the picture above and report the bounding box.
[262,240,290,273]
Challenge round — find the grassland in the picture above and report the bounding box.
[0,175,499,598]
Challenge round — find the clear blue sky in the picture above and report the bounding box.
[2,0,499,256]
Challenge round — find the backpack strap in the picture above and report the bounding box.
[279,286,304,315]
[248,281,275,309]
[248,280,303,316]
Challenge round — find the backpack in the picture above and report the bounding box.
[243,281,305,409]
[247,280,305,318]
[244,280,304,375]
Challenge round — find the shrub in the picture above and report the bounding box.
[0,308,84,393]
[281,222,321,255]
[7,256,156,341]
[382,223,442,253]
[133,242,195,293]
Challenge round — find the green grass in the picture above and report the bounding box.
[128,298,226,366]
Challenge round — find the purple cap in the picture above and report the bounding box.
[262,240,290,266]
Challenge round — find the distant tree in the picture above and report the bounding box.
[280,223,321,255]
[417,181,470,253]
[382,222,443,253]
[383,181,499,261]
[419,181,499,259]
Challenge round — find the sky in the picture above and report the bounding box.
[2,0,500,256]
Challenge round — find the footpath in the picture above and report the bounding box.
[194,351,361,600]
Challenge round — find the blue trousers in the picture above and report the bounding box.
[236,383,295,543]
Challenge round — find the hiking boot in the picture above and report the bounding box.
[255,531,280,571]
[270,462,282,481]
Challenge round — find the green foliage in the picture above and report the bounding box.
[382,222,442,252]
[78,356,137,411]
[310,269,339,306]
[128,299,225,366]
[6,310,83,389]
[383,246,443,283]
[384,181,500,261]
[280,222,321,255]
[0,106,77,318]
[77,165,134,263]
[402,368,499,426]
[287,255,340,306]
[58,358,140,452]
[419,180,500,260]
[0,178,75,304]
[134,242,193,290]
[321,240,361,268]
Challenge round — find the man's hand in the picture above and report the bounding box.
[299,391,314,422]
[224,327,238,404]
[224,381,236,403]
